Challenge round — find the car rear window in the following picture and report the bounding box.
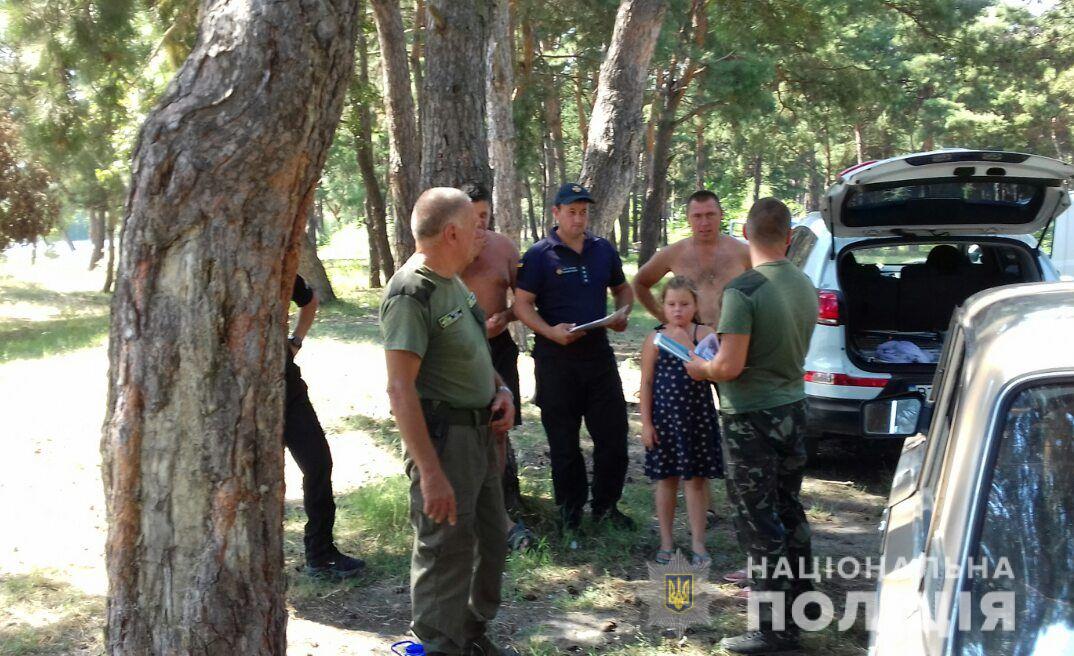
[843,180,1049,228]
[958,380,1074,655]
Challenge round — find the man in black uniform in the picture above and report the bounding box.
[286,274,365,578]
[513,183,636,533]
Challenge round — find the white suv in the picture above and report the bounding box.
[789,149,1072,442]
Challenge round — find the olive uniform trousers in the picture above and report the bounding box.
[404,415,507,654]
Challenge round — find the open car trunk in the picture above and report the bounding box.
[839,239,1042,371]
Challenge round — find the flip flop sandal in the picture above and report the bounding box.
[691,551,712,568]
[723,568,749,584]
[654,549,675,565]
[507,520,535,552]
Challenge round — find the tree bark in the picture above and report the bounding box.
[102,211,117,293]
[617,204,630,255]
[371,0,420,263]
[579,0,667,236]
[543,69,567,183]
[354,8,396,279]
[420,0,492,190]
[752,154,763,202]
[100,1,357,652]
[639,82,680,265]
[524,175,540,242]
[486,0,523,246]
[575,74,590,154]
[365,196,383,288]
[853,123,864,164]
[411,0,425,145]
[298,228,337,303]
[89,208,105,270]
[694,120,705,191]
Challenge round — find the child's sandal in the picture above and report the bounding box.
[654,549,675,565]
[691,551,712,568]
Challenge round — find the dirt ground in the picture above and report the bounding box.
[0,246,900,655]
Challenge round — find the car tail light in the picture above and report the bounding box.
[805,371,889,388]
[817,290,841,326]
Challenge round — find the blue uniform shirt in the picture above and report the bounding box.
[517,227,626,359]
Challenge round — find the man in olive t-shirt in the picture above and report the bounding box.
[381,188,517,656]
[685,198,818,655]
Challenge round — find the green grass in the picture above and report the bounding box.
[0,276,111,363]
[0,572,104,656]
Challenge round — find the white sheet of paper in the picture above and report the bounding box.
[568,306,630,333]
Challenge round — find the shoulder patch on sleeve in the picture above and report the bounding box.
[726,269,768,297]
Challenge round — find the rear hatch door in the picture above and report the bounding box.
[823,150,1073,238]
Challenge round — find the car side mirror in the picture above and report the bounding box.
[862,393,924,438]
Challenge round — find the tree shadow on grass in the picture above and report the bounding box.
[0,315,110,362]
[310,299,384,346]
[0,571,104,656]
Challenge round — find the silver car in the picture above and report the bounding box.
[864,281,1074,656]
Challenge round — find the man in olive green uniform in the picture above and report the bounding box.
[381,187,517,656]
[686,198,818,654]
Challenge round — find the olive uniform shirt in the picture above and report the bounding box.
[716,259,818,414]
[380,259,496,409]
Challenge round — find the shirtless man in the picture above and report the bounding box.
[633,189,751,537]
[459,181,533,551]
[634,190,751,329]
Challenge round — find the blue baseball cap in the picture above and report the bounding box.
[553,182,594,206]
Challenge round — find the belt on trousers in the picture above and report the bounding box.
[420,400,492,427]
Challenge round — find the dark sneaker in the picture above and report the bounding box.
[720,630,800,654]
[468,635,519,655]
[305,548,365,580]
[592,506,637,531]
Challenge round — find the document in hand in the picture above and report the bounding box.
[653,333,693,363]
[694,333,720,361]
[568,305,630,333]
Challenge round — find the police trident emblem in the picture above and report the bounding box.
[665,574,693,612]
[639,550,715,631]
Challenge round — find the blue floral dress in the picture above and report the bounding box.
[644,325,724,480]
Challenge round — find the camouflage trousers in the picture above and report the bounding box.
[719,399,813,632]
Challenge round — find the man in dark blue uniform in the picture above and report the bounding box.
[286,274,364,578]
[513,183,636,532]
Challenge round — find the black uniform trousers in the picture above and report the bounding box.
[285,356,336,564]
[534,352,629,519]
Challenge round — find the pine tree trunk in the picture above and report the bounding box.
[618,204,630,256]
[487,0,523,246]
[854,123,865,164]
[544,75,567,183]
[371,0,420,263]
[411,0,425,145]
[89,208,105,270]
[365,196,383,288]
[421,0,493,189]
[575,75,590,154]
[639,82,680,266]
[298,229,337,303]
[524,175,540,242]
[102,212,117,293]
[578,0,666,236]
[694,121,705,191]
[100,1,358,652]
[354,8,396,279]
[752,154,763,202]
